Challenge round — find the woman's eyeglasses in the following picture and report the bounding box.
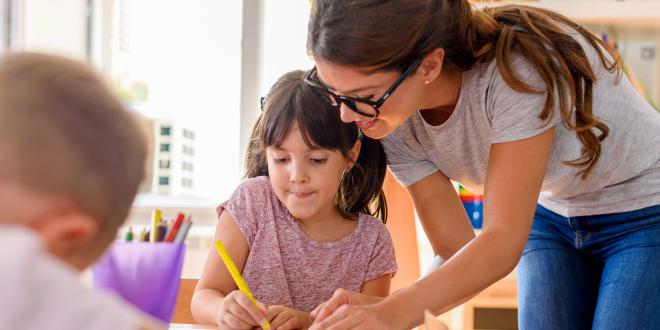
[304,59,422,119]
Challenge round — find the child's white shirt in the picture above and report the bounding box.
[0,225,144,330]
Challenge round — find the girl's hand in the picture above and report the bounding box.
[267,305,313,330]
[309,304,394,330]
[310,289,384,322]
[216,290,268,330]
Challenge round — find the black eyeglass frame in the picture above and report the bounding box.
[304,59,422,118]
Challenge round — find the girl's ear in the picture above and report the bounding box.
[418,48,445,84]
[347,139,362,168]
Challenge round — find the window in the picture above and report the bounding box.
[181,178,194,188]
[106,0,242,203]
[158,176,169,185]
[159,160,170,169]
[13,0,259,206]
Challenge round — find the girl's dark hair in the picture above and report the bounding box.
[245,70,388,222]
[308,0,622,179]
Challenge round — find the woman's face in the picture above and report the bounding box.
[314,58,425,139]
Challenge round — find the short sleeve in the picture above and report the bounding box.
[364,224,398,282]
[487,54,562,143]
[382,128,438,187]
[217,177,271,247]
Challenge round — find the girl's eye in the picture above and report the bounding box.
[360,95,375,101]
[311,158,327,165]
[274,158,289,164]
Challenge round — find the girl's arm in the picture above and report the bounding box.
[312,128,554,329]
[191,211,266,327]
[361,274,392,297]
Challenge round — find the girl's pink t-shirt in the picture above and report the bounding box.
[218,176,397,312]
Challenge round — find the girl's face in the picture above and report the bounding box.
[266,123,357,222]
[314,58,425,139]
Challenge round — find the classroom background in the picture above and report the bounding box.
[4,0,659,329]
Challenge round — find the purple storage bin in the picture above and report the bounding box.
[92,241,186,323]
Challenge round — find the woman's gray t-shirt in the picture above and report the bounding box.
[383,37,660,217]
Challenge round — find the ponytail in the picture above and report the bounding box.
[244,113,268,179]
[337,135,388,222]
[469,5,621,178]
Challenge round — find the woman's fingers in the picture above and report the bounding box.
[311,305,389,330]
[313,289,356,322]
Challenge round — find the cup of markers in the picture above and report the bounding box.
[92,210,193,323]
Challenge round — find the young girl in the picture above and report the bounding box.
[306,1,660,329]
[191,70,397,330]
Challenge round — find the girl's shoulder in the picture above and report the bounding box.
[232,176,275,198]
[356,213,391,238]
[217,176,278,219]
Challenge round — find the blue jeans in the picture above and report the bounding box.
[518,204,660,329]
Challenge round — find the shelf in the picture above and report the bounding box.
[472,0,660,27]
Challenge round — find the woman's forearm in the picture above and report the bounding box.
[379,229,522,329]
[190,288,225,325]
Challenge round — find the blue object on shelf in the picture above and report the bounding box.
[462,198,483,229]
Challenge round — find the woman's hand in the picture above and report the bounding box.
[310,289,385,323]
[267,305,313,330]
[216,290,269,330]
[309,304,395,330]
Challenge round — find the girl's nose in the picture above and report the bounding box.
[289,163,309,184]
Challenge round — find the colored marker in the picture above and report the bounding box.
[165,213,185,242]
[214,240,270,330]
[173,218,192,244]
[125,226,134,242]
[156,222,167,242]
[150,209,162,243]
[138,228,147,242]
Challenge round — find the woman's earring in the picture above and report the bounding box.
[424,80,430,85]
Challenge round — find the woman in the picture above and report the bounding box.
[304,0,660,329]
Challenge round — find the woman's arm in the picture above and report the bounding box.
[191,210,265,327]
[408,169,476,261]
[312,128,554,329]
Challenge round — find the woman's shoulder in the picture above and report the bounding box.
[381,117,429,155]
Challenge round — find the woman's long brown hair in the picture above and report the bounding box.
[308,0,622,179]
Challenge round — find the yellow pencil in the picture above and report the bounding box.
[150,209,161,243]
[214,240,271,330]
